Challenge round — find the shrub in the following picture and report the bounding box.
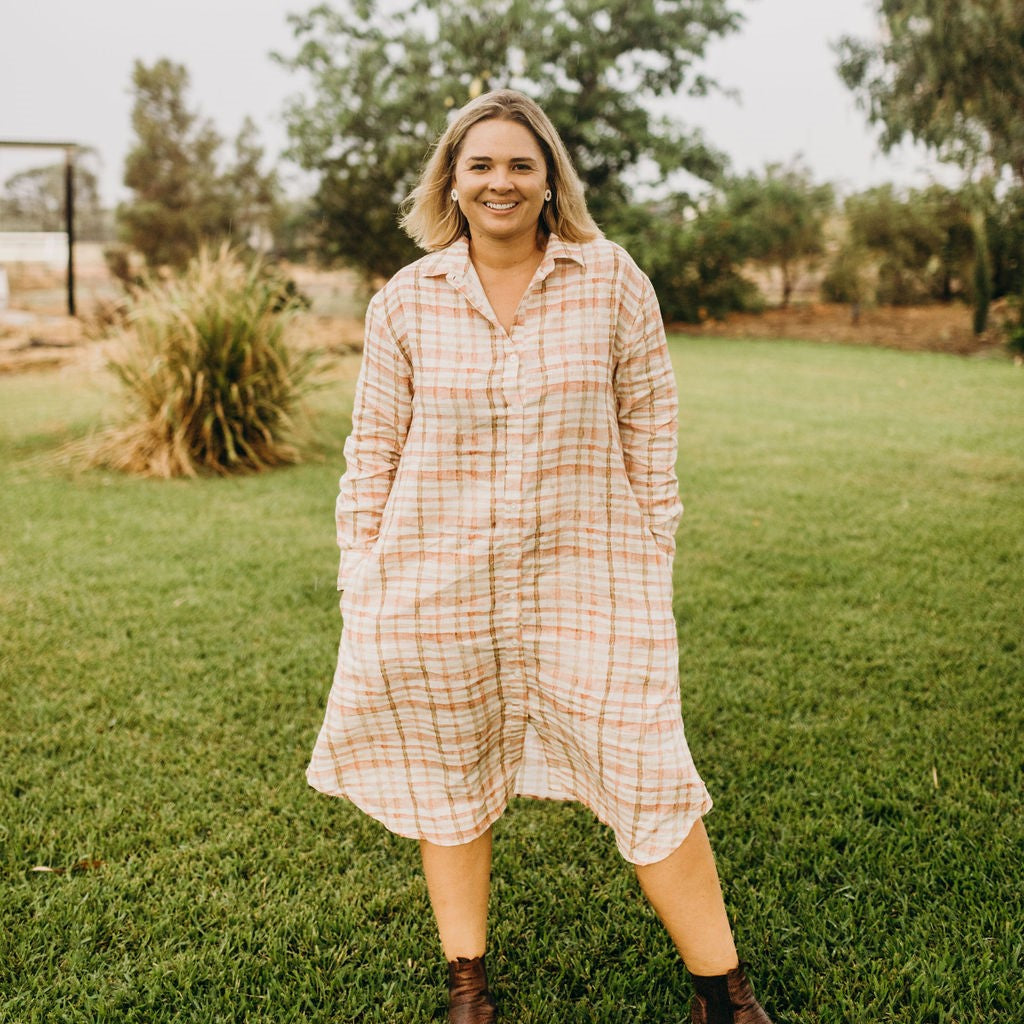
[821,242,874,323]
[721,161,835,307]
[80,295,131,340]
[610,201,763,324]
[839,184,974,306]
[88,244,317,477]
[821,243,872,305]
[987,187,1024,300]
[102,243,144,294]
[1004,296,1024,357]
[1007,324,1024,357]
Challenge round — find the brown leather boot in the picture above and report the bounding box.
[447,955,498,1023]
[689,962,773,1024]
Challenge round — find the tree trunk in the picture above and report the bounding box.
[972,212,991,335]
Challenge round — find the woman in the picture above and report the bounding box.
[307,89,774,1024]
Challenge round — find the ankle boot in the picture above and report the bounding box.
[447,955,498,1023]
[689,962,773,1024]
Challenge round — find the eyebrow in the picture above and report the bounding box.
[464,155,540,163]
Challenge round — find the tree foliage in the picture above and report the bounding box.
[614,162,833,322]
[722,162,834,306]
[986,186,1024,300]
[824,184,978,308]
[984,185,1024,347]
[820,240,873,322]
[224,117,282,253]
[612,198,762,324]
[118,59,280,270]
[275,0,742,280]
[837,0,1024,184]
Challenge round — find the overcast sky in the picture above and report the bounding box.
[1,0,958,209]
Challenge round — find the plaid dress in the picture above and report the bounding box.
[307,234,711,865]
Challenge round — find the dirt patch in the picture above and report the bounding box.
[0,313,98,374]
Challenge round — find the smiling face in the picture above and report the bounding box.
[451,117,550,249]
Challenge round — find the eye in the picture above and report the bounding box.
[469,162,489,171]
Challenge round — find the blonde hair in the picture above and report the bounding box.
[400,89,602,251]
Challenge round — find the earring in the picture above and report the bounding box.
[451,188,459,202]
[544,189,552,202]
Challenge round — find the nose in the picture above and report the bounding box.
[489,167,513,192]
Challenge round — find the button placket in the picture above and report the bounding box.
[499,339,527,695]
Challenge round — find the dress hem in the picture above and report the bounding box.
[306,770,713,867]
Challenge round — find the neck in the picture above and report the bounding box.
[469,230,545,273]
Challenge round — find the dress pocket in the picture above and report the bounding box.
[616,465,674,570]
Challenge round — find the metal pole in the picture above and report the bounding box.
[64,147,76,317]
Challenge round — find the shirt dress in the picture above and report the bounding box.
[306,233,712,866]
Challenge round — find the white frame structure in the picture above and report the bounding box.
[0,140,81,315]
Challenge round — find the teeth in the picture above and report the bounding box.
[485,202,516,209]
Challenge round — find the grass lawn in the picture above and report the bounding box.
[1,338,1021,1023]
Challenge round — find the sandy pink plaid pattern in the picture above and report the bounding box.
[306,235,711,865]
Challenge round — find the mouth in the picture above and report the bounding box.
[483,201,518,211]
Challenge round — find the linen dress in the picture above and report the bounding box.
[307,234,712,866]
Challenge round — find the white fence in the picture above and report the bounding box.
[0,232,68,266]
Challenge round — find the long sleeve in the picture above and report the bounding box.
[613,276,684,560]
[335,290,413,590]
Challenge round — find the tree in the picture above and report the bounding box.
[223,117,282,251]
[612,197,762,323]
[274,0,742,280]
[836,0,1024,186]
[118,60,279,270]
[119,59,227,269]
[847,186,946,305]
[820,240,873,324]
[986,185,1024,348]
[723,162,834,307]
[987,186,1024,300]
[837,1,1024,335]
[0,152,108,240]
[825,184,977,308]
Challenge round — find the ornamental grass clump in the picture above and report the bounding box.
[91,245,317,477]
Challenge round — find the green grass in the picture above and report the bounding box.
[1,338,1021,1023]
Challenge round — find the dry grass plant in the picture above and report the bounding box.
[84,244,318,478]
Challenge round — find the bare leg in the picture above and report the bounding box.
[634,817,739,975]
[420,828,493,960]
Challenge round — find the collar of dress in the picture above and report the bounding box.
[417,234,586,284]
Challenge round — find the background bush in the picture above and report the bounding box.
[87,244,317,478]
[611,201,762,324]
